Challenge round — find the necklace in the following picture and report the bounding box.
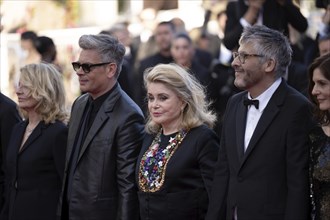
[26,127,34,133]
[138,129,189,192]
[25,122,39,135]
[21,123,38,152]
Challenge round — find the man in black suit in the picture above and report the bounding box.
[206,25,314,220]
[223,0,308,51]
[0,92,21,210]
[57,34,145,220]
[135,21,175,112]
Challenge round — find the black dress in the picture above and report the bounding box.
[136,125,219,220]
[310,126,330,220]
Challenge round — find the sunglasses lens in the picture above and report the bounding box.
[72,62,80,71]
[72,62,91,73]
[81,64,90,73]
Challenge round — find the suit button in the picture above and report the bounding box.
[14,181,18,189]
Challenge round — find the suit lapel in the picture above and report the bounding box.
[9,122,25,164]
[236,95,248,161]
[19,121,43,154]
[66,96,88,164]
[77,85,122,163]
[240,80,287,168]
[241,102,279,164]
[77,110,109,162]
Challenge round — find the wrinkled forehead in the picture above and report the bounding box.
[238,41,257,53]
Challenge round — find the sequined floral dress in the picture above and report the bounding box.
[136,125,219,220]
[310,126,330,220]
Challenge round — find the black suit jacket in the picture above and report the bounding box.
[136,125,219,220]
[224,0,308,50]
[57,85,144,220]
[1,120,67,220]
[0,93,21,209]
[206,80,314,220]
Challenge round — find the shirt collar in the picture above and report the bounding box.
[248,78,282,112]
[89,83,118,109]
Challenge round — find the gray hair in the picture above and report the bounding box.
[78,34,125,77]
[239,25,292,78]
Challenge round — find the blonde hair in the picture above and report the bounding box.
[144,63,216,134]
[19,63,69,124]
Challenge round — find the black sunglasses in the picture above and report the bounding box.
[72,62,111,74]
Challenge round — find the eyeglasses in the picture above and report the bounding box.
[72,62,111,74]
[232,52,264,64]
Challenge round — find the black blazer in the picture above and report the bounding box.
[1,120,68,220]
[0,93,21,209]
[136,125,219,220]
[224,0,308,50]
[57,85,144,220]
[206,80,314,220]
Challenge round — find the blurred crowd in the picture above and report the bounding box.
[2,0,329,133]
[0,0,330,220]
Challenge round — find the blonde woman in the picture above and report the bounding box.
[0,63,68,220]
[136,63,219,220]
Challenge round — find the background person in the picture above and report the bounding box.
[135,21,175,112]
[0,93,22,210]
[170,32,210,88]
[20,31,41,66]
[223,0,308,51]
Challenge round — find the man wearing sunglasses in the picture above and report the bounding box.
[57,34,144,220]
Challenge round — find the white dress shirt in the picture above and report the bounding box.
[244,78,282,151]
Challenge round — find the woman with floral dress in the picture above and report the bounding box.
[136,63,219,220]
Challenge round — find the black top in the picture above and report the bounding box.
[136,125,219,220]
[310,126,330,220]
[86,83,117,131]
[0,93,21,209]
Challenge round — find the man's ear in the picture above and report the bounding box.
[265,58,276,73]
[106,63,117,78]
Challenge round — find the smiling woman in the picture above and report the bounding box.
[308,53,330,220]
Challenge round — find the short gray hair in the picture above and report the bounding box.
[78,34,125,77]
[239,25,292,78]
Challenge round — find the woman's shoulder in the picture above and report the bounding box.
[188,124,219,141]
[42,120,68,132]
[190,124,214,133]
[310,125,329,144]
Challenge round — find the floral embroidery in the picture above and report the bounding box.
[139,129,188,192]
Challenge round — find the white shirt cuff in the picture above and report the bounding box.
[240,18,252,28]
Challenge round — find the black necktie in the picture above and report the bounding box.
[243,98,259,109]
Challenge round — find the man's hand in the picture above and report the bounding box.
[322,5,330,25]
[248,0,265,10]
[244,0,265,25]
